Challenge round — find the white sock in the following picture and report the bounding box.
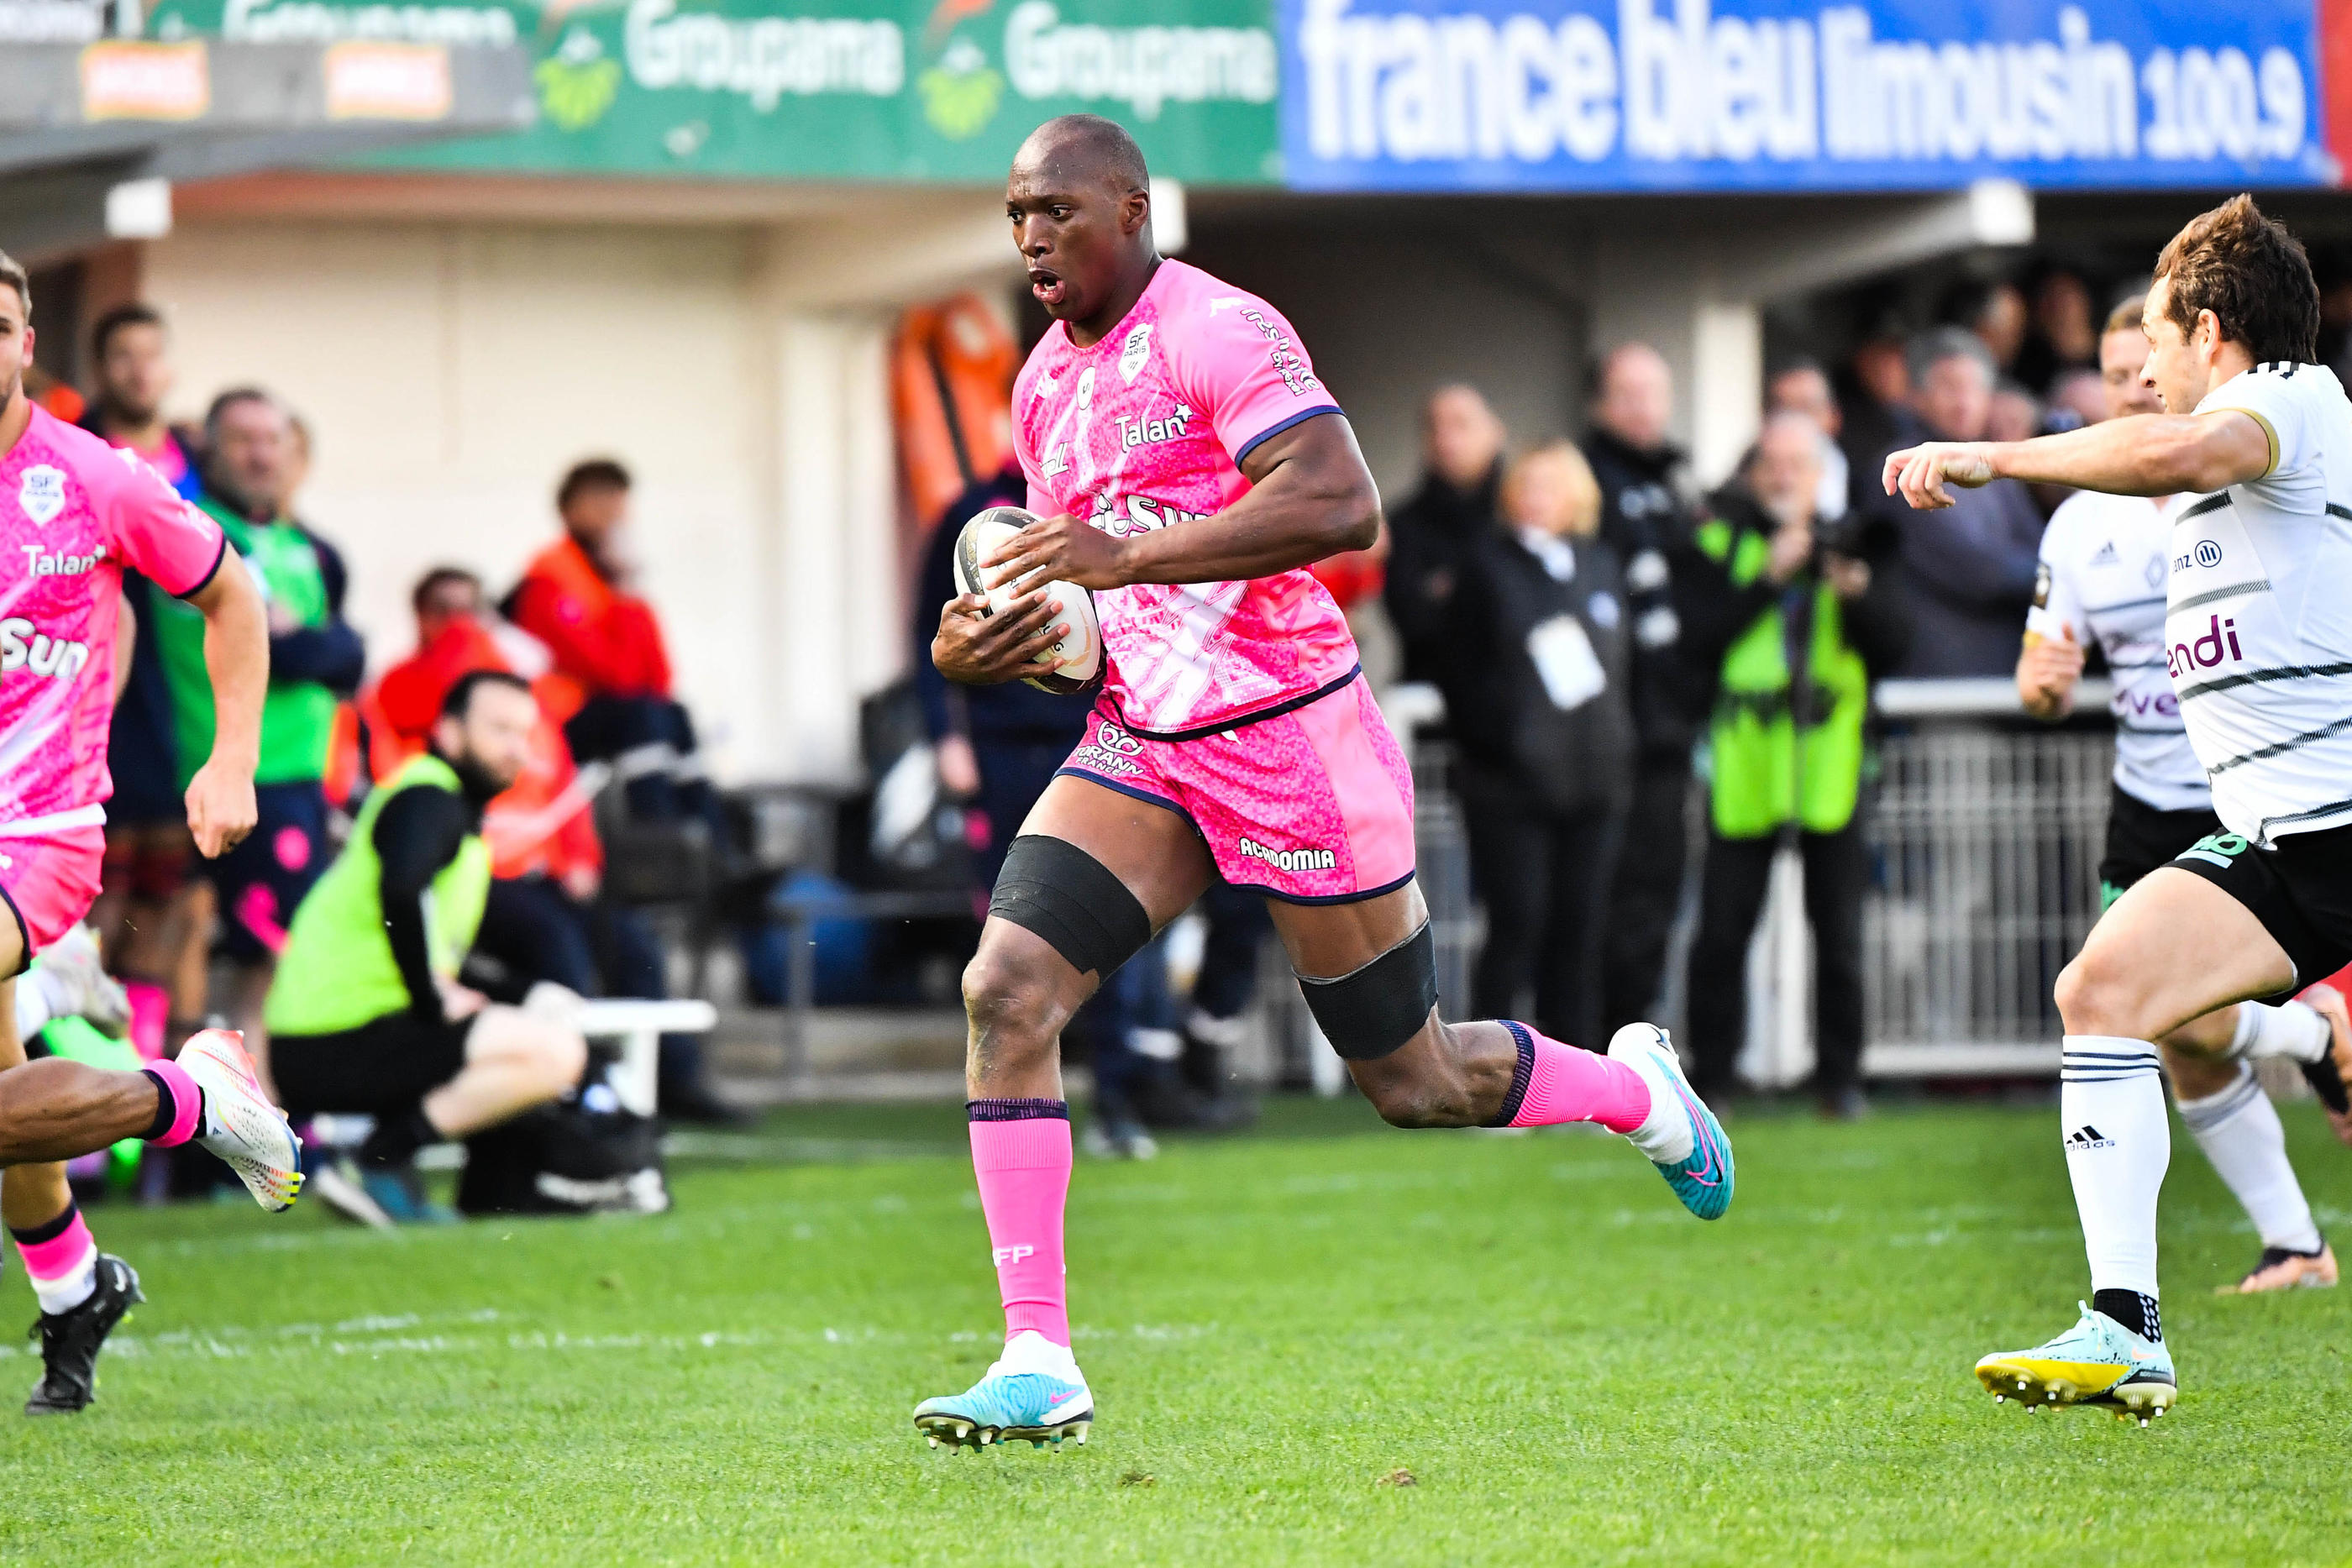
[2061,1036,2170,1299]
[12,975,57,1041]
[994,1328,1082,1381]
[26,1245,97,1317]
[2231,1000,2330,1064]
[2176,1062,2323,1255]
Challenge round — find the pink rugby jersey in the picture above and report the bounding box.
[1012,259,1359,738]
[0,405,227,825]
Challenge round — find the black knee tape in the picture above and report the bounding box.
[990,835,1151,978]
[1299,920,1438,1061]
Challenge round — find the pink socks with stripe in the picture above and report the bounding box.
[1488,1022,1652,1132]
[12,1203,97,1316]
[969,1099,1074,1347]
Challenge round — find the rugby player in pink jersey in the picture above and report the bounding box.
[911,118,1735,1451]
[0,252,302,1416]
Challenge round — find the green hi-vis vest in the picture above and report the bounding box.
[1697,516,1872,841]
[155,502,339,788]
[265,753,491,1037]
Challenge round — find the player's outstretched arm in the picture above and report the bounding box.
[986,413,1380,590]
[181,559,266,857]
[1884,412,2272,510]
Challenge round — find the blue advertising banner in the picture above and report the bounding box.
[1278,0,2333,191]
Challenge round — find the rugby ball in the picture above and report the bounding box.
[952,506,1102,695]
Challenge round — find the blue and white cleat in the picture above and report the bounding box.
[1607,1023,1735,1220]
[1975,1303,2177,1425]
[914,1332,1093,1451]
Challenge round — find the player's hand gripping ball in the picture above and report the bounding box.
[953,507,1103,694]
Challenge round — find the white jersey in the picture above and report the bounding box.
[2029,490,2208,812]
[2167,362,2352,842]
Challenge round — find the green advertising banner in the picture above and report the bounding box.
[146,0,1281,182]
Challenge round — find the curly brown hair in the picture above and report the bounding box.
[2151,194,2319,365]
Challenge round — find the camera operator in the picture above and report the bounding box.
[1677,414,1910,1117]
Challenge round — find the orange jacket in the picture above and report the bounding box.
[508,536,673,721]
[365,618,604,883]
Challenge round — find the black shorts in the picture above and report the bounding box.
[270,1013,475,1120]
[2168,821,2352,994]
[2100,786,2223,909]
[205,781,328,963]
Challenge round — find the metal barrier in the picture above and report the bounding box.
[1857,679,2117,1078]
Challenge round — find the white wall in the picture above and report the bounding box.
[145,218,783,775]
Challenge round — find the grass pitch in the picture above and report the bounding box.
[0,1095,2347,1565]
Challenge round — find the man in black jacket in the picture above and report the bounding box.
[1677,414,1910,1115]
[1581,343,1703,1030]
[1383,384,1504,688]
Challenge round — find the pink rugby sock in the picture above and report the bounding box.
[968,1101,1073,1347]
[13,1205,97,1314]
[1492,1022,1651,1133]
[143,1059,202,1146]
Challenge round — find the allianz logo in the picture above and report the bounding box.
[0,619,91,681]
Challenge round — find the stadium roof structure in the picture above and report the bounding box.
[0,38,534,261]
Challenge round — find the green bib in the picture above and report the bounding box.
[265,753,492,1037]
[155,503,339,788]
[1696,517,1872,841]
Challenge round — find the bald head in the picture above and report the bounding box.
[1591,342,1674,453]
[1007,114,1158,337]
[1015,113,1149,197]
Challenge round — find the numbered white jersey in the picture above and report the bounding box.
[2166,363,2352,842]
[2029,490,2205,812]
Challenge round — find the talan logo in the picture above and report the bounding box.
[20,546,99,578]
[18,465,66,527]
[1118,323,1153,384]
[1116,405,1193,451]
[1237,836,1336,873]
[0,619,90,682]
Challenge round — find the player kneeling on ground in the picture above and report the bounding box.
[269,671,588,1226]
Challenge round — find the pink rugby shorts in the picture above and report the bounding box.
[1058,675,1416,903]
[0,826,106,973]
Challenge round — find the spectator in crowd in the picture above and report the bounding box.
[912,464,1091,898]
[1383,385,1504,689]
[1767,359,1848,521]
[2014,269,2100,393]
[79,306,211,1053]
[160,388,364,1041]
[1446,441,1634,1046]
[2047,367,2107,432]
[1837,325,1919,501]
[1677,414,1910,1117]
[1870,330,2045,678]
[270,672,590,1225]
[370,568,741,1125]
[1581,343,1702,1031]
[1961,279,2029,375]
[509,459,711,829]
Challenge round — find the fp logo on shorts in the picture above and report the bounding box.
[18,466,65,527]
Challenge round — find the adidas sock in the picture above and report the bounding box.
[11,1204,97,1316]
[2177,1062,2323,1255]
[968,1099,1073,1348]
[2230,1000,2330,1064]
[1485,1023,1654,1136]
[2061,1036,2169,1337]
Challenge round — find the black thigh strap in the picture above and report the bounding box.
[1299,920,1438,1061]
[989,834,1152,979]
